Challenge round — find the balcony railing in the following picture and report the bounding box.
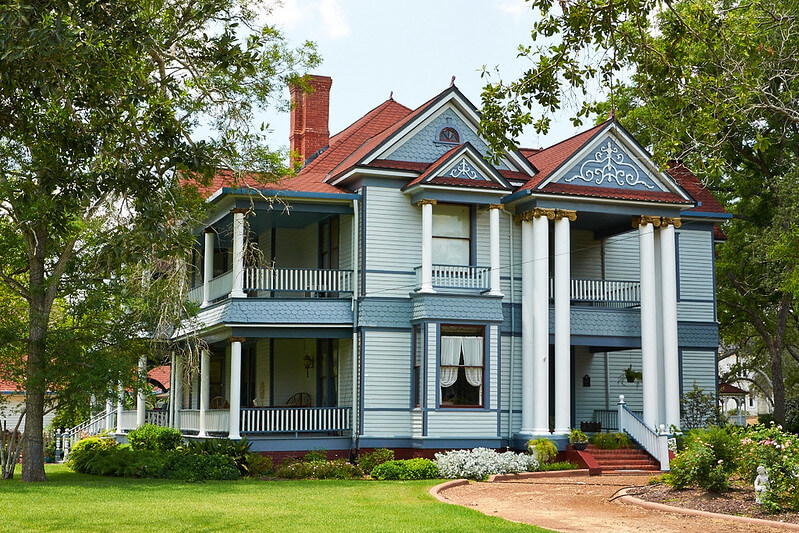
[550,278,641,307]
[415,264,491,291]
[188,268,353,304]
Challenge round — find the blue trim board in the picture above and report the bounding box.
[684,211,733,219]
[409,325,416,409]
[360,186,367,297]
[423,322,429,436]
[711,237,719,320]
[209,187,360,204]
[360,326,413,332]
[435,322,441,409]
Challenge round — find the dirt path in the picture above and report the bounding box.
[438,473,789,533]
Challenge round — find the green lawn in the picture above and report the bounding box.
[0,465,550,532]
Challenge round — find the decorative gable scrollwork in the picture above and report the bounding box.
[448,158,485,180]
[564,139,655,190]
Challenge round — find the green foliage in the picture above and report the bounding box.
[275,459,363,480]
[126,424,183,452]
[370,459,439,481]
[245,453,273,478]
[66,436,118,471]
[664,426,739,493]
[303,449,327,463]
[739,424,799,512]
[681,383,723,430]
[159,453,239,482]
[358,448,395,474]
[527,438,557,464]
[50,406,92,431]
[538,461,580,472]
[568,429,588,444]
[589,433,631,450]
[183,438,252,476]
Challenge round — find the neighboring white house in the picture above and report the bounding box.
[93,76,728,461]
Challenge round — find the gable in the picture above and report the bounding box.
[551,134,666,192]
[381,107,511,170]
[439,156,491,182]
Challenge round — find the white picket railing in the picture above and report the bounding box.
[415,265,491,291]
[617,395,670,471]
[244,268,353,294]
[547,278,640,306]
[179,409,229,433]
[62,410,117,456]
[240,407,352,435]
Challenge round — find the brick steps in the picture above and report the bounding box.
[583,444,661,472]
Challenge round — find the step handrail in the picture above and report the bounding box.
[617,395,670,471]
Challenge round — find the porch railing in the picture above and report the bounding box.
[415,264,491,291]
[244,267,353,295]
[179,409,229,433]
[549,278,641,307]
[617,395,670,470]
[240,407,351,435]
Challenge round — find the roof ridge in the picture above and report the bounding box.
[535,118,611,155]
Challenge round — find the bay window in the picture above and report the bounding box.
[440,325,484,407]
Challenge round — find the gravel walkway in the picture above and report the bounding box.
[435,472,792,533]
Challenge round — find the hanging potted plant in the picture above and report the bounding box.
[619,365,642,385]
[569,428,589,451]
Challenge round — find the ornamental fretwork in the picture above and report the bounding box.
[564,140,655,189]
[449,159,483,180]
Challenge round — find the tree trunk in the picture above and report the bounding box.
[21,234,49,482]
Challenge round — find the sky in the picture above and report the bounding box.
[260,0,586,153]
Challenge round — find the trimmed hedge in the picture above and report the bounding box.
[126,424,183,452]
[370,458,439,480]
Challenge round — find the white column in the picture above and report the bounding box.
[554,210,575,434]
[637,216,659,428]
[116,381,124,434]
[418,200,436,293]
[199,348,210,437]
[520,214,534,434]
[105,397,113,432]
[136,355,146,428]
[229,338,243,439]
[487,204,503,296]
[231,209,246,298]
[532,209,552,435]
[202,229,214,307]
[173,353,183,431]
[660,219,681,429]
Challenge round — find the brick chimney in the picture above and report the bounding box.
[290,75,332,164]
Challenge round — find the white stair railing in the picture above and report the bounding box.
[617,395,670,470]
[61,409,117,460]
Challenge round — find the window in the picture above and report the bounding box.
[440,325,484,407]
[433,204,470,265]
[438,126,459,143]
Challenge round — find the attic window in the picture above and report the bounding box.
[438,127,460,144]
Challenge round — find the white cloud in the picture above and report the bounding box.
[319,0,351,39]
[496,0,531,17]
[269,0,305,30]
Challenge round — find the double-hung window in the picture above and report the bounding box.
[432,204,470,266]
[439,325,484,407]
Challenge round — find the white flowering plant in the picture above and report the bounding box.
[434,447,539,480]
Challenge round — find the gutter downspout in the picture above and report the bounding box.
[351,197,360,456]
[508,210,516,445]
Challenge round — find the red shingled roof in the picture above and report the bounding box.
[719,382,747,395]
[402,144,464,189]
[666,162,726,214]
[0,377,22,393]
[148,366,171,392]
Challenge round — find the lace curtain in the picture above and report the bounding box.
[439,336,483,388]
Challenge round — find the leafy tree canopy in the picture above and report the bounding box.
[0,0,319,481]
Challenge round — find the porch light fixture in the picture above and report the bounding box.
[303,354,314,377]
[582,374,591,388]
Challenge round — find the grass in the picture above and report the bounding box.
[0,465,551,532]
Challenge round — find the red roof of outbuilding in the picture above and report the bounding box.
[719,382,747,395]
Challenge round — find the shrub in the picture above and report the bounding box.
[538,461,579,472]
[358,448,395,474]
[435,448,537,480]
[568,429,588,444]
[160,453,240,482]
[246,453,273,478]
[527,438,557,463]
[589,432,631,450]
[67,436,118,472]
[681,383,724,429]
[371,458,439,480]
[275,459,363,480]
[183,438,251,475]
[739,423,799,512]
[303,449,327,462]
[126,424,183,452]
[663,426,738,493]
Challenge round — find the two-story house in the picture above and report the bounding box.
[147,75,728,461]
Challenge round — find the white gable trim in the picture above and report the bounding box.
[424,143,512,189]
[363,90,536,176]
[540,123,693,201]
[328,167,419,187]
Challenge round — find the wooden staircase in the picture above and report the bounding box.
[584,444,661,473]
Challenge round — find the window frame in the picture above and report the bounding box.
[438,324,485,409]
[432,203,472,266]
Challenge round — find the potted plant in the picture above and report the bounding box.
[569,428,589,450]
[620,365,642,384]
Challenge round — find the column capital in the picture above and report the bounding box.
[230,207,248,215]
[515,207,556,223]
[632,215,662,228]
[487,203,503,210]
[554,209,577,222]
[661,217,682,229]
[416,199,437,207]
[229,336,246,344]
